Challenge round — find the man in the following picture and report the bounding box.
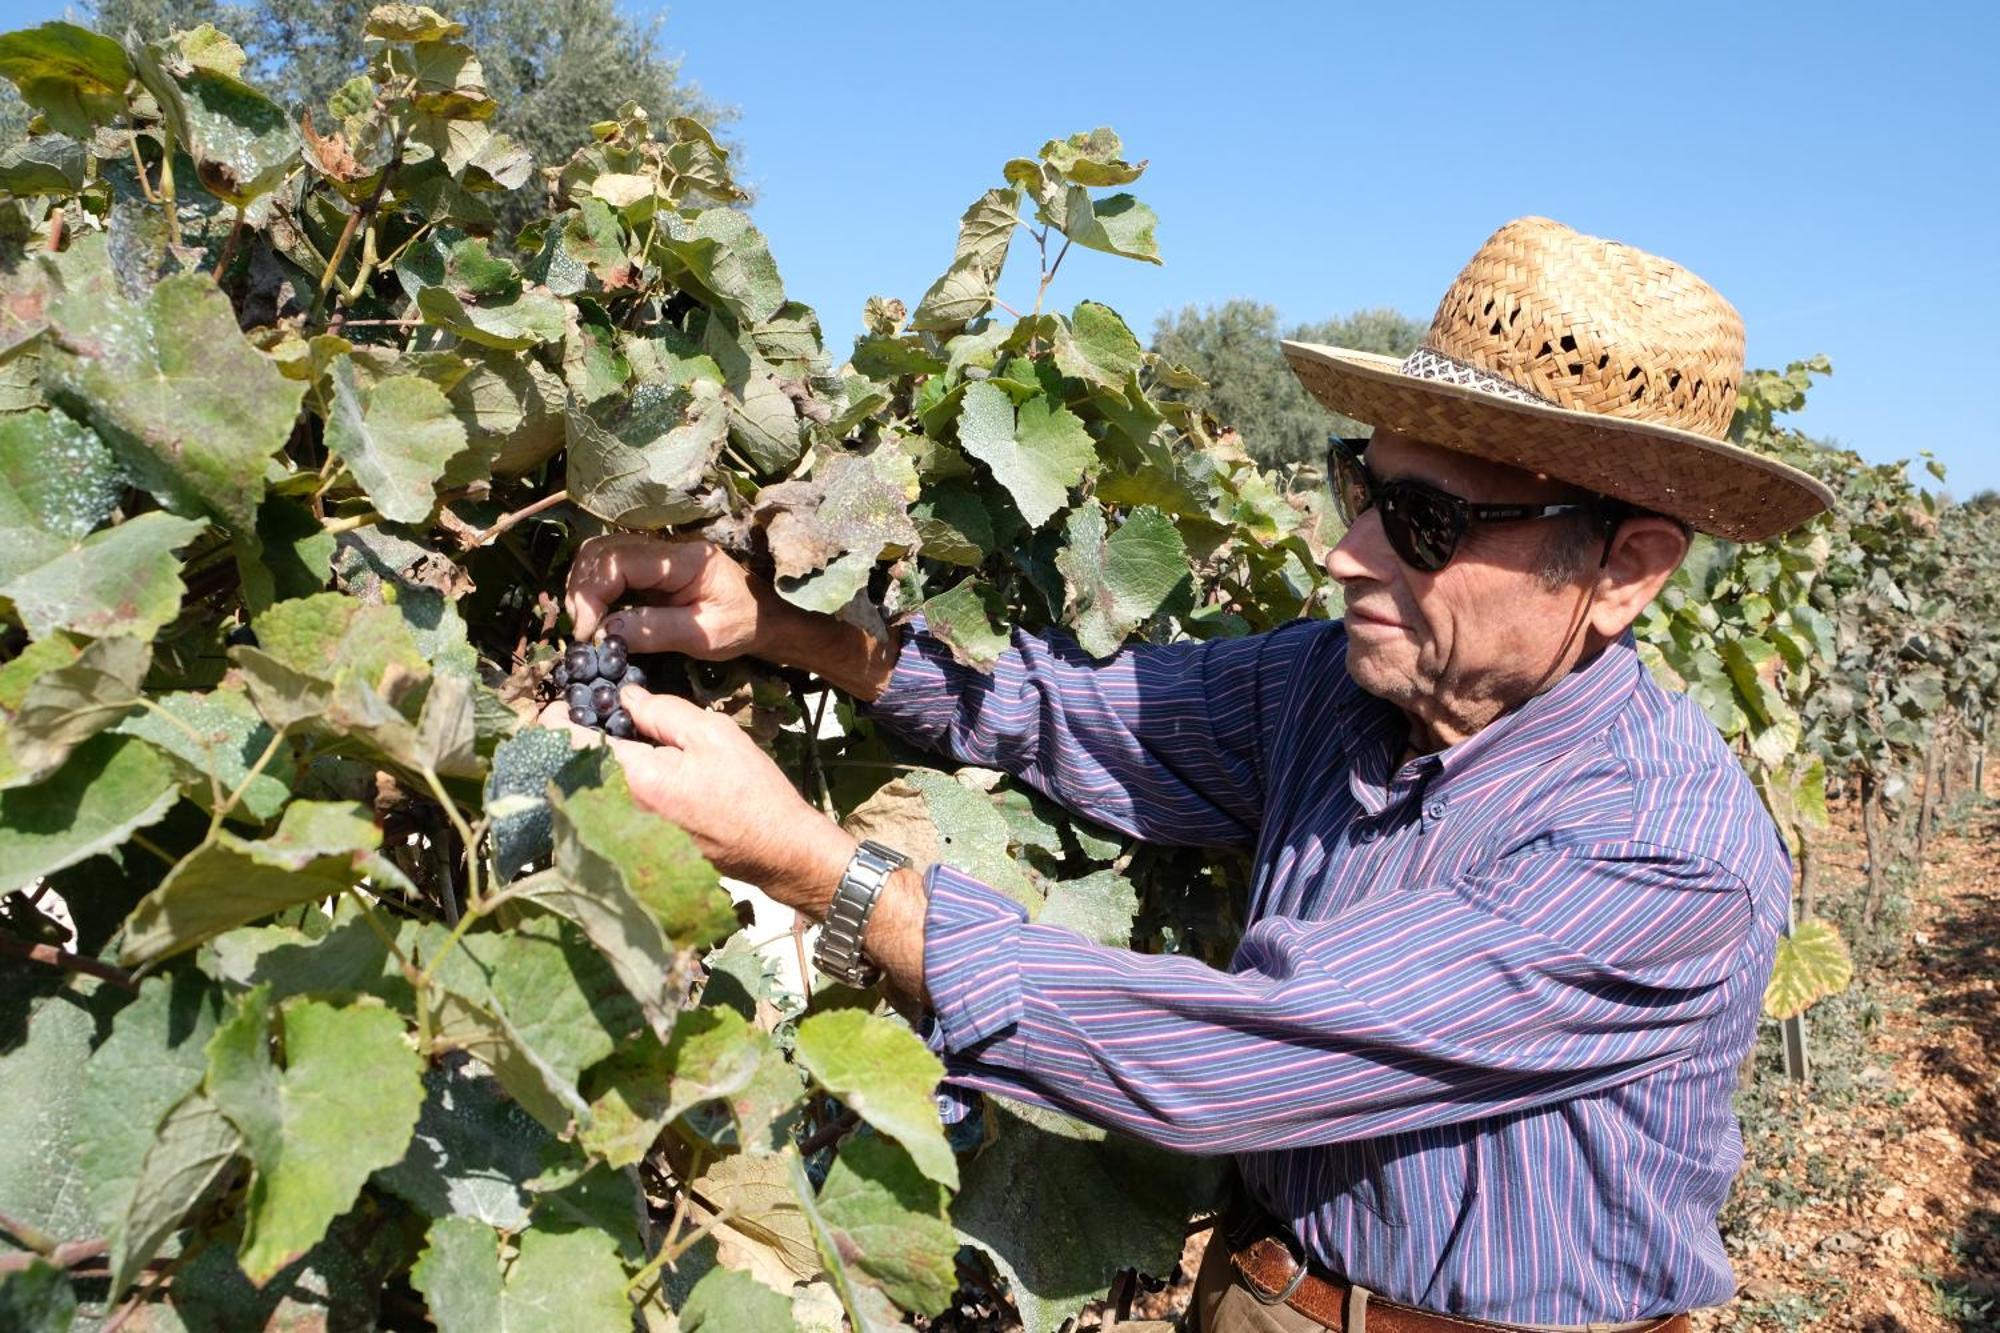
[553,218,1837,1332]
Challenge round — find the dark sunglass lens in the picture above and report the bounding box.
[1383,487,1461,572]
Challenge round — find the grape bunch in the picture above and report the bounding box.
[554,634,644,739]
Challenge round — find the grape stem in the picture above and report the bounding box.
[469,489,570,548]
[0,936,140,993]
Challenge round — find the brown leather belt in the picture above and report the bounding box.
[1228,1233,1691,1333]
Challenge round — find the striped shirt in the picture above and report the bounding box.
[864,616,1789,1325]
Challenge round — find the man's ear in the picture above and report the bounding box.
[1588,517,1690,638]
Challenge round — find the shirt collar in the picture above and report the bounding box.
[1343,630,1643,816]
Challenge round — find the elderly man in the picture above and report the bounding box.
[557,218,1835,1332]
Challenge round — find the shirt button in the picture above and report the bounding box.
[1357,825,1378,843]
[1424,800,1447,821]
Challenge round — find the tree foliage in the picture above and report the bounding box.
[1150,299,1423,466]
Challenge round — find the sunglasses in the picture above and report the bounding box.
[1326,436,1621,573]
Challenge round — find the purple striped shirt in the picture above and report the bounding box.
[864,616,1789,1324]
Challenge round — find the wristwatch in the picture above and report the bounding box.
[812,839,910,987]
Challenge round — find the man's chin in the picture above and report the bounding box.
[1343,642,1417,706]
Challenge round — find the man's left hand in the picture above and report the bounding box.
[537,686,856,913]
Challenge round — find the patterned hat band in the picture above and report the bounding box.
[1399,346,1554,410]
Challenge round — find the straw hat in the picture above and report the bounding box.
[1281,216,1834,542]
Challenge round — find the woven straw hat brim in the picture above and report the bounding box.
[1282,341,1836,544]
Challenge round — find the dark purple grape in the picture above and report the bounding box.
[565,644,598,680]
[552,662,570,689]
[598,640,628,677]
[604,708,635,739]
[567,683,594,712]
[602,633,627,656]
[619,662,646,690]
[568,704,599,728]
[589,682,619,714]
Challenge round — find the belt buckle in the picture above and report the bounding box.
[1245,1233,1310,1307]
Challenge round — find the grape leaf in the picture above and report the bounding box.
[323,356,468,524]
[1055,502,1191,658]
[484,725,611,882]
[917,578,1012,671]
[0,732,178,895]
[110,1089,242,1297]
[112,685,295,823]
[76,972,229,1271]
[955,382,1096,530]
[1037,868,1139,948]
[680,1265,800,1332]
[564,378,728,529]
[133,36,296,205]
[0,510,207,643]
[0,1257,76,1332]
[0,22,131,138]
[1051,188,1160,265]
[42,262,306,532]
[911,187,1022,332]
[0,633,147,789]
[118,800,390,966]
[1052,301,1144,390]
[1763,917,1854,1020]
[793,1010,956,1189]
[206,990,427,1283]
[411,1217,631,1333]
[580,1005,774,1166]
[375,1060,553,1231]
[0,406,121,540]
[655,208,785,326]
[813,1132,959,1316]
[953,1100,1210,1333]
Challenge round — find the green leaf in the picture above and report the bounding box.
[955,382,1096,530]
[551,778,736,951]
[565,379,728,529]
[1037,868,1138,947]
[0,406,120,542]
[814,1133,960,1315]
[412,1217,631,1333]
[375,1060,553,1231]
[1039,128,1146,187]
[443,350,566,480]
[106,1090,239,1295]
[0,733,178,895]
[112,686,295,823]
[680,1265,799,1332]
[727,365,805,475]
[0,22,132,138]
[580,1005,775,1166]
[0,1258,76,1332]
[43,263,306,532]
[206,991,427,1283]
[366,4,466,41]
[1052,301,1144,390]
[118,801,387,966]
[0,633,147,788]
[134,41,296,206]
[75,972,229,1274]
[918,579,1012,671]
[785,1151,904,1333]
[323,357,468,524]
[1056,503,1191,658]
[910,482,994,566]
[0,510,206,643]
[656,208,786,326]
[793,1010,956,1189]
[954,1100,1210,1333]
[484,725,609,882]
[1763,917,1854,1020]
[1053,188,1161,265]
[911,187,1022,332]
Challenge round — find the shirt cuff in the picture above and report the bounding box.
[921,862,1029,1054]
[855,614,961,751]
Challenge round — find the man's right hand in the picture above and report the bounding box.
[563,534,900,700]
[566,535,779,662]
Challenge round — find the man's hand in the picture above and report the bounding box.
[539,685,855,911]
[563,534,901,702]
[565,535,782,660]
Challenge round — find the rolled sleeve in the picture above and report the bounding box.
[921,862,1030,1053]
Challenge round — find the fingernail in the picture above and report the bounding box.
[604,615,624,634]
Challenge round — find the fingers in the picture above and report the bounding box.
[617,686,719,749]
[536,700,605,749]
[566,536,712,641]
[599,604,704,655]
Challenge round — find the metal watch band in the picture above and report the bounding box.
[812,839,910,987]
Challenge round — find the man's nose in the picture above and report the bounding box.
[1325,508,1397,585]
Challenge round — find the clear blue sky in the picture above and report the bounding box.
[6,0,1994,495]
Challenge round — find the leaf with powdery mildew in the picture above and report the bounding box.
[411,1216,631,1333]
[793,1010,956,1189]
[918,578,1012,671]
[1055,502,1191,658]
[42,264,305,532]
[0,633,148,789]
[0,511,208,643]
[109,1090,240,1297]
[0,22,132,138]
[113,685,295,823]
[814,1132,960,1316]
[206,990,426,1284]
